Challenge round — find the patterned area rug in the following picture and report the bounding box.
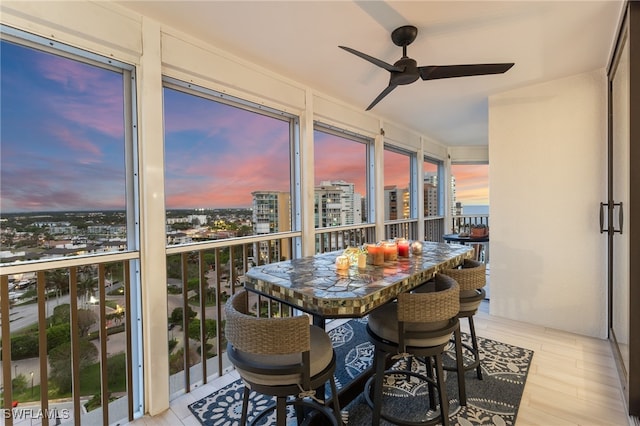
[189,317,533,425]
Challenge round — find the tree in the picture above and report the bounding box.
[49,339,97,393]
[51,304,71,325]
[187,318,217,342]
[169,306,196,328]
[77,265,97,306]
[77,309,98,337]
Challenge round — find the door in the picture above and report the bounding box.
[607,1,639,416]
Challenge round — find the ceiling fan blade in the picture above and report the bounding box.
[419,63,514,80]
[339,46,404,73]
[366,85,397,111]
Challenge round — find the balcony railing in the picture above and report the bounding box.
[0,216,476,424]
[1,252,140,426]
[451,214,490,234]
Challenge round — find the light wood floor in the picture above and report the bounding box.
[127,302,633,426]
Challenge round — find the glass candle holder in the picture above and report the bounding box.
[383,241,398,261]
[410,240,423,255]
[367,244,384,266]
[397,238,410,257]
[357,252,367,269]
[335,255,350,270]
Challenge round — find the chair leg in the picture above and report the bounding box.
[453,327,467,406]
[424,356,436,409]
[434,353,450,426]
[328,376,343,425]
[276,396,287,426]
[241,386,250,425]
[371,347,387,426]
[295,396,304,425]
[468,316,483,380]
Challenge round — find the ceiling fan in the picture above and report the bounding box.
[339,25,515,111]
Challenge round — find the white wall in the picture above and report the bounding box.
[489,69,608,338]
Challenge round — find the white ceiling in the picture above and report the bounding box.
[118,1,623,147]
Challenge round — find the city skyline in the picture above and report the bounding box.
[1,39,489,214]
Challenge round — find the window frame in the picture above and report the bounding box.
[312,122,374,227]
[161,77,301,244]
[0,24,143,422]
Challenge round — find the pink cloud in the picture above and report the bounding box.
[38,55,125,138]
[47,124,103,163]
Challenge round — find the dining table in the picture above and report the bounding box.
[443,233,489,262]
[244,241,475,329]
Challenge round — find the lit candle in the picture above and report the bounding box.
[410,241,423,255]
[367,244,384,266]
[397,238,410,257]
[335,255,350,270]
[357,253,367,268]
[383,241,398,261]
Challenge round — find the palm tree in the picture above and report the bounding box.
[77,265,97,307]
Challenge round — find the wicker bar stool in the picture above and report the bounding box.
[224,291,342,426]
[364,274,461,426]
[439,258,487,380]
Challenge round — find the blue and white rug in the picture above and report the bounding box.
[188,317,533,425]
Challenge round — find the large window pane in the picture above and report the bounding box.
[163,85,294,246]
[450,163,489,216]
[1,30,139,425]
[383,147,412,220]
[423,158,441,217]
[0,40,129,262]
[313,129,369,227]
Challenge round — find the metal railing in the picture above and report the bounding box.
[314,224,376,252]
[384,219,418,240]
[1,252,140,426]
[424,217,446,242]
[164,232,299,397]
[1,217,487,423]
[451,214,490,234]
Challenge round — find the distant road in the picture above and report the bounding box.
[6,294,73,332]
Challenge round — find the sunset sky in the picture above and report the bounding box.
[1,40,488,213]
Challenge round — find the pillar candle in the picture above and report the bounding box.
[383,241,398,261]
[367,244,384,266]
[335,255,350,270]
[397,239,410,257]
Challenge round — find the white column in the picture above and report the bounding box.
[138,17,170,415]
[300,90,316,257]
[374,129,385,240]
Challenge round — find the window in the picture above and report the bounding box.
[383,146,414,220]
[423,157,443,217]
[0,31,137,261]
[0,27,141,425]
[162,80,297,245]
[450,163,489,216]
[313,126,370,228]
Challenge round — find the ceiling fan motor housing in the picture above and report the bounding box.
[391,57,419,85]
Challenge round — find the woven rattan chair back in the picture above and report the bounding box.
[224,291,341,426]
[440,258,486,292]
[225,290,310,355]
[397,273,460,324]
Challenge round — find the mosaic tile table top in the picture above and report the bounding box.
[245,241,474,320]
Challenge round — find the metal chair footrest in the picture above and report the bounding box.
[249,397,339,426]
[363,369,443,426]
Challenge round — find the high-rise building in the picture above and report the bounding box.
[251,191,291,260]
[450,175,458,216]
[384,185,410,220]
[424,172,439,217]
[314,180,362,227]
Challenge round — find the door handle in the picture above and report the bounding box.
[614,202,623,234]
[602,201,624,234]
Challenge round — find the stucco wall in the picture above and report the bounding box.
[489,70,608,338]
